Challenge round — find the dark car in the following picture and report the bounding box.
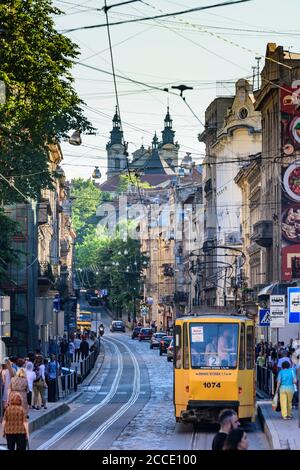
[159,336,172,356]
[132,327,141,340]
[150,332,167,349]
[110,320,125,332]
[138,328,153,341]
[167,339,174,362]
[88,296,100,306]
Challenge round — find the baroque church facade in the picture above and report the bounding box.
[106,107,179,179]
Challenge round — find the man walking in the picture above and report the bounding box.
[80,337,89,360]
[212,409,240,450]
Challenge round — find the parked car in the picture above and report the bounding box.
[110,320,126,332]
[132,327,141,339]
[167,339,174,362]
[159,336,172,355]
[138,328,153,341]
[150,332,167,349]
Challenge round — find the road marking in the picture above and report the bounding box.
[77,336,141,450]
[38,337,123,450]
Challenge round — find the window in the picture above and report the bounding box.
[174,325,182,369]
[246,325,254,369]
[239,323,245,370]
[115,158,120,169]
[189,323,239,369]
[183,323,189,369]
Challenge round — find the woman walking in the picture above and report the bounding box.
[276,360,297,420]
[2,392,29,450]
[9,368,29,416]
[25,362,36,409]
[32,355,47,410]
[1,359,15,411]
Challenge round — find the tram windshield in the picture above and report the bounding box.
[189,323,239,369]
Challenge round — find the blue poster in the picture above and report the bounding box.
[288,287,300,324]
[259,309,270,327]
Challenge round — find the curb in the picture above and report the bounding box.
[257,403,282,450]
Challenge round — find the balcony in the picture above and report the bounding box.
[251,220,273,248]
[38,262,55,285]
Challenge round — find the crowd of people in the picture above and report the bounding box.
[212,409,248,450]
[255,338,300,420]
[0,330,99,449]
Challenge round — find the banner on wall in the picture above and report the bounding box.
[281,83,300,281]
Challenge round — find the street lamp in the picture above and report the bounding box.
[92,166,101,179]
[68,130,82,146]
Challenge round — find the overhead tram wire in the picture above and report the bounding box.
[61,1,252,33]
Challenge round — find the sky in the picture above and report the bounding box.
[53,0,300,182]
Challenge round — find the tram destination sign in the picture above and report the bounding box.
[288,287,300,323]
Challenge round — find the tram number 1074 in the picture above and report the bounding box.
[203,382,221,388]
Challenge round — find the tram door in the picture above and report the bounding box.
[237,322,255,419]
[173,323,189,418]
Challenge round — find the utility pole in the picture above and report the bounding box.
[255,56,262,90]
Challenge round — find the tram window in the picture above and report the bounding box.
[183,323,189,369]
[189,323,239,369]
[174,325,182,369]
[246,326,254,369]
[239,323,245,370]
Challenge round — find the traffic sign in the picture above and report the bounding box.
[270,306,285,328]
[0,296,10,337]
[259,309,270,326]
[288,287,300,323]
[270,295,285,307]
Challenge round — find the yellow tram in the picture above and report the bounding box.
[173,314,256,424]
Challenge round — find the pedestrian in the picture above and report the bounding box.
[68,340,75,364]
[59,335,68,367]
[275,360,297,420]
[1,359,16,411]
[25,362,36,409]
[277,351,292,370]
[212,409,240,450]
[9,368,29,416]
[223,428,248,450]
[74,334,81,362]
[256,351,266,367]
[32,355,47,410]
[80,337,89,360]
[47,355,59,402]
[9,357,18,374]
[2,392,29,450]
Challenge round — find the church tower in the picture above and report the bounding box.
[106,107,127,178]
[158,107,179,169]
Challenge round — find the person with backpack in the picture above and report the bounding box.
[32,356,47,410]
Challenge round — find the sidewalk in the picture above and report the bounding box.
[0,342,105,450]
[258,400,300,449]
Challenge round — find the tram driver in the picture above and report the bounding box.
[218,328,236,367]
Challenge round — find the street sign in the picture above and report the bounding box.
[259,309,270,327]
[288,287,300,323]
[0,296,10,337]
[270,306,285,328]
[270,295,285,307]
[141,306,148,316]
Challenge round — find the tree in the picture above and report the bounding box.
[71,178,110,244]
[0,0,93,204]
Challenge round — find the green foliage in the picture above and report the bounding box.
[71,178,105,244]
[0,0,93,203]
[77,231,148,312]
[117,174,152,194]
[0,209,20,281]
